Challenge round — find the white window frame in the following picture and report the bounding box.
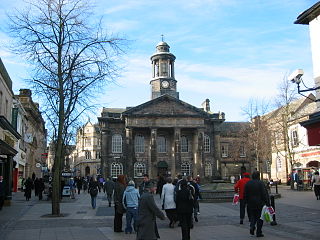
[181,136,189,153]
[111,162,123,178]
[239,145,246,157]
[157,136,167,153]
[204,162,212,176]
[134,162,146,178]
[85,138,91,147]
[204,134,210,153]
[291,129,299,147]
[181,162,191,176]
[135,134,145,153]
[221,144,228,158]
[112,134,122,153]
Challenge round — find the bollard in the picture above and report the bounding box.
[270,195,277,226]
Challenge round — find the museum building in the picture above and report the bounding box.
[98,41,227,180]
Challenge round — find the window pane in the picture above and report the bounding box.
[134,162,146,178]
[181,136,189,153]
[135,135,145,153]
[181,162,191,176]
[204,135,210,153]
[112,134,122,153]
[157,136,167,153]
[111,162,123,178]
[205,162,212,176]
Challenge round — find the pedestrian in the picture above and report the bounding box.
[311,171,320,200]
[139,174,152,195]
[122,180,140,234]
[161,177,177,228]
[24,177,33,201]
[136,183,165,240]
[244,171,270,238]
[38,178,45,200]
[156,175,166,198]
[234,172,251,224]
[104,177,115,207]
[176,179,194,240]
[88,176,99,209]
[187,176,199,223]
[34,178,40,196]
[114,174,127,232]
[76,177,83,194]
[0,176,5,210]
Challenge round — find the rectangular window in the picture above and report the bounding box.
[239,145,246,157]
[85,138,91,146]
[85,151,91,159]
[160,62,168,76]
[291,130,299,147]
[221,144,228,158]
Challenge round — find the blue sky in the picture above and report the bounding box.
[0,0,318,121]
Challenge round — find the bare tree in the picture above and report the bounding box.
[242,98,272,177]
[7,0,126,215]
[271,75,298,189]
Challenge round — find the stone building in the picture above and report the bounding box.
[0,58,20,203]
[98,41,226,180]
[71,121,101,177]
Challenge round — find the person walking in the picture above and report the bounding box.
[104,178,115,207]
[136,184,165,240]
[122,180,140,234]
[38,178,45,200]
[187,176,199,223]
[234,172,251,224]
[161,177,177,228]
[24,177,33,201]
[244,171,270,238]
[0,176,5,210]
[76,177,83,194]
[139,174,152,195]
[88,177,99,209]
[156,175,166,198]
[312,171,320,200]
[176,179,194,240]
[114,175,127,232]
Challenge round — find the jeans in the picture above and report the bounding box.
[91,196,97,209]
[107,193,113,205]
[125,207,138,233]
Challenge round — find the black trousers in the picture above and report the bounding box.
[165,209,178,224]
[314,185,320,198]
[114,206,123,232]
[249,208,263,235]
[239,199,250,220]
[179,213,192,240]
[0,196,4,210]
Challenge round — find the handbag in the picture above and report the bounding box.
[232,194,239,205]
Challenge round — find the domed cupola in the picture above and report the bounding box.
[150,41,179,99]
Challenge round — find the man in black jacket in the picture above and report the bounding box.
[244,171,270,238]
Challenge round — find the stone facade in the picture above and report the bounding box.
[98,42,228,180]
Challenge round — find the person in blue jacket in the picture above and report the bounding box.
[122,180,140,234]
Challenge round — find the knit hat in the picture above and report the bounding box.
[128,180,135,186]
[243,172,250,176]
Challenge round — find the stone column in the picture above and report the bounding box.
[125,127,133,177]
[193,130,204,178]
[101,130,110,178]
[5,155,13,203]
[172,128,181,178]
[149,128,157,179]
[213,126,222,178]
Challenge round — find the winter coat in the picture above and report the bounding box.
[123,186,140,209]
[244,179,270,210]
[88,181,99,197]
[103,180,115,194]
[161,183,176,210]
[176,187,194,214]
[234,177,250,199]
[114,181,126,214]
[136,192,165,240]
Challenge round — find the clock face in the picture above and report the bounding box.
[161,80,169,88]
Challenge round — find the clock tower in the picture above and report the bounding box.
[150,41,179,99]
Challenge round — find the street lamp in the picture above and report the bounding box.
[290,69,320,102]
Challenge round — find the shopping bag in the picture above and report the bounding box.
[232,194,239,205]
[260,205,274,222]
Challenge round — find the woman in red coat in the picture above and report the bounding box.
[234,172,251,224]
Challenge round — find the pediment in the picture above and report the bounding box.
[123,95,208,118]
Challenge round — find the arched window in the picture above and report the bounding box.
[134,162,146,178]
[204,134,210,153]
[157,136,167,153]
[181,136,189,153]
[135,134,145,153]
[181,162,191,176]
[111,162,123,178]
[205,162,212,176]
[112,134,122,153]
